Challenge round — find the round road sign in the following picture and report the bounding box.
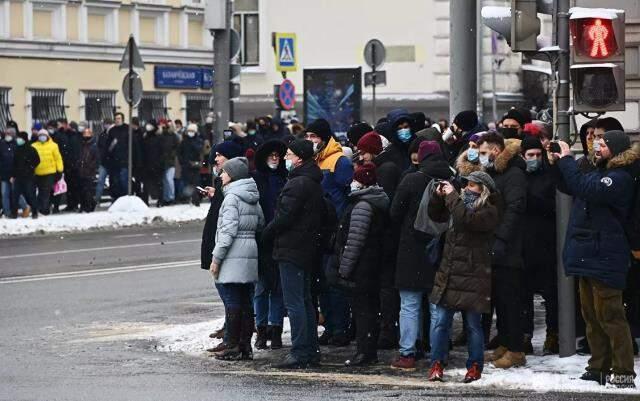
[122,72,143,107]
[278,79,296,111]
[364,39,386,69]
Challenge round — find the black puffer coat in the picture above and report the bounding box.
[200,177,224,270]
[262,161,325,271]
[523,164,556,270]
[142,130,164,178]
[373,150,402,201]
[390,153,455,290]
[428,191,501,314]
[335,186,390,292]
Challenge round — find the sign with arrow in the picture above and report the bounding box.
[275,33,297,72]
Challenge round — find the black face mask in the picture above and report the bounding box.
[499,127,520,139]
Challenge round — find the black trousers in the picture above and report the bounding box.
[522,261,559,335]
[493,265,525,352]
[141,173,163,205]
[35,174,55,215]
[350,288,380,356]
[77,176,96,212]
[182,167,202,205]
[65,171,80,209]
[12,177,37,216]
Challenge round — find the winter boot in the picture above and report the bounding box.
[523,334,534,355]
[206,342,227,353]
[542,330,559,355]
[215,309,242,361]
[580,369,607,386]
[486,335,501,350]
[269,325,283,350]
[485,345,508,362]
[427,361,444,382]
[318,331,332,346]
[492,351,526,369]
[239,310,255,360]
[254,326,269,350]
[390,355,416,371]
[210,323,226,339]
[344,353,378,367]
[328,332,351,347]
[577,337,591,355]
[463,363,482,383]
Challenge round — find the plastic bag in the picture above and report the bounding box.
[53,174,68,196]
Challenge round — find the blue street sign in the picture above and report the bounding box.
[154,66,202,89]
[202,68,214,89]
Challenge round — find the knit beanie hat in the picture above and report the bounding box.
[465,171,497,192]
[521,135,544,154]
[603,130,631,157]
[32,122,43,132]
[305,118,333,142]
[214,141,243,160]
[453,110,478,132]
[418,140,441,162]
[468,131,487,144]
[502,108,527,127]
[357,132,383,155]
[288,139,315,161]
[353,162,377,187]
[347,122,373,146]
[222,157,250,181]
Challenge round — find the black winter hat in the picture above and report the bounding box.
[502,108,527,127]
[347,122,373,146]
[305,119,333,142]
[288,139,315,161]
[603,130,631,157]
[521,135,544,154]
[453,110,478,132]
[6,120,18,131]
[214,140,243,160]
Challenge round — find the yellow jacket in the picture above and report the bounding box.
[33,139,64,176]
[315,137,344,173]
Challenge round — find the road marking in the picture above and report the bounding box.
[0,259,200,284]
[112,234,148,239]
[0,239,200,260]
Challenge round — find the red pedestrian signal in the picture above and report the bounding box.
[571,18,619,60]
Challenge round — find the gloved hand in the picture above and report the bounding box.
[492,238,507,260]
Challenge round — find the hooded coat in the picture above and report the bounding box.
[391,153,455,290]
[484,138,527,268]
[384,109,414,171]
[335,185,390,291]
[213,177,265,284]
[428,191,501,313]
[315,137,353,217]
[252,140,288,223]
[557,149,640,290]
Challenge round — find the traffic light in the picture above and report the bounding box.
[569,8,625,112]
[481,0,553,53]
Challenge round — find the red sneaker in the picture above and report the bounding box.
[463,362,482,383]
[428,361,444,382]
[390,355,416,371]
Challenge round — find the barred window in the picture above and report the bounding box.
[233,0,259,66]
[31,89,67,124]
[138,92,168,124]
[84,90,116,132]
[0,88,12,132]
[185,93,212,123]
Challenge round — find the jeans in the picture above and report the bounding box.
[35,174,55,214]
[95,165,108,204]
[114,168,129,198]
[1,180,12,216]
[254,275,285,327]
[280,262,319,363]
[430,303,484,370]
[399,290,426,356]
[215,282,230,344]
[12,177,36,216]
[319,281,350,336]
[163,167,176,202]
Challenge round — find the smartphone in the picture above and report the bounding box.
[196,186,207,194]
[550,142,561,153]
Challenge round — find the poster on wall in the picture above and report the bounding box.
[303,67,362,137]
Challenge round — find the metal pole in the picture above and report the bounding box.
[127,39,133,196]
[555,0,576,358]
[211,0,231,144]
[449,0,477,115]
[491,59,497,122]
[372,55,377,125]
[476,0,484,121]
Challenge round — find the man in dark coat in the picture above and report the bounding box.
[178,124,204,206]
[77,126,98,212]
[10,131,39,218]
[262,139,325,369]
[0,127,17,217]
[57,118,82,211]
[105,113,130,199]
[251,139,288,350]
[389,140,455,370]
[553,133,638,388]
[478,132,528,369]
[141,121,165,206]
[159,119,180,206]
[382,109,415,171]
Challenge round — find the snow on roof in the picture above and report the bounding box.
[522,64,552,75]
[539,45,561,52]
[570,63,617,69]
[569,7,623,20]
[481,6,511,19]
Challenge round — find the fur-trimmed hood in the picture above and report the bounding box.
[607,148,640,170]
[493,138,525,173]
[455,150,482,177]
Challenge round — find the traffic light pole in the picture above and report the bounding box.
[555,0,576,358]
[211,0,231,145]
[127,38,133,196]
[449,0,477,115]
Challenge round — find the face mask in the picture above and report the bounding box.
[16,138,25,146]
[4,135,13,142]
[205,117,213,124]
[462,189,481,209]
[396,128,412,143]
[267,162,279,170]
[78,126,86,133]
[593,141,601,152]
[499,127,519,139]
[479,154,493,168]
[146,124,154,132]
[312,142,321,154]
[442,128,455,142]
[187,131,196,138]
[38,135,47,143]
[285,159,295,172]
[212,166,220,177]
[467,148,479,162]
[350,181,363,192]
[47,129,55,135]
[248,129,256,136]
[526,158,542,172]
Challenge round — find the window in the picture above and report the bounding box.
[30,89,66,124]
[83,90,116,131]
[184,93,211,123]
[81,5,119,44]
[233,0,259,66]
[0,88,12,132]
[28,1,66,41]
[138,92,167,123]
[137,10,169,46]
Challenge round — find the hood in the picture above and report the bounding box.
[350,185,390,211]
[289,160,323,183]
[607,148,640,170]
[419,153,456,179]
[223,177,260,204]
[493,138,525,173]
[456,150,482,177]
[316,137,343,162]
[579,118,598,156]
[387,108,411,130]
[255,139,287,173]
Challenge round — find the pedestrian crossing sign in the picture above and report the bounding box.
[275,33,297,72]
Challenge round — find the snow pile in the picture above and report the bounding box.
[0,203,208,237]
[108,196,149,213]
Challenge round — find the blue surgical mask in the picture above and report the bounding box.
[16,138,25,146]
[248,129,256,136]
[467,148,479,162]
[285,159,294,172]
[396,128,412,143]
[479,154,493,168]
[526,158,542,172]
[38,135,48,143]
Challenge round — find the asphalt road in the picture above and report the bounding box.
[1,223,638,401]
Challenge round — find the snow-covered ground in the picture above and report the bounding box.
[0,201,208,237]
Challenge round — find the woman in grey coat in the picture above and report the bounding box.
[210,157,265,361]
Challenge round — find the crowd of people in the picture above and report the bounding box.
[196,108,640,388]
